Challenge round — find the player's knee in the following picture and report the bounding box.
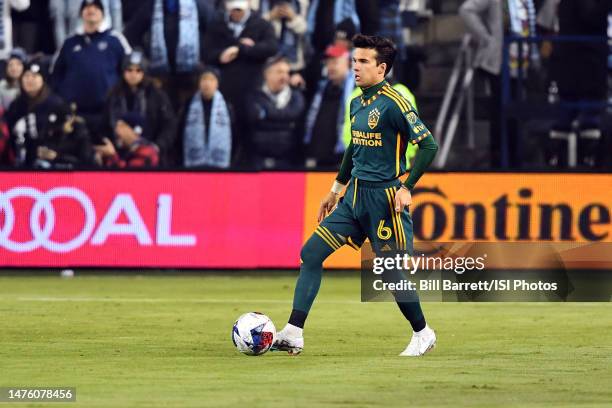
[300,235,330,266]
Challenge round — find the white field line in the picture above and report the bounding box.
[3,297,363,304]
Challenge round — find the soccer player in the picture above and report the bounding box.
[272,34,439,356]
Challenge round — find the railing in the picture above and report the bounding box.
[500,35,610,168]
[434,34,475,168]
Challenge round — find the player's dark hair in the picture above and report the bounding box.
[352,34,396,76]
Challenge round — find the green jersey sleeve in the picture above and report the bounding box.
[387,102,438,191]
[336,142,354,185]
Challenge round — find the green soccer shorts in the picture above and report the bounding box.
[316,178,414,255]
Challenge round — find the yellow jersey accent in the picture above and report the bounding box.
[320,226,342,248]
[395,133,401,177]
[384,86,412,111]
[384,188,400,249]
[382,90,409,114]
[392,187,407,250]
[347,236,360,250]
[315,229,340,250]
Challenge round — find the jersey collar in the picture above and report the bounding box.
[360,80,387,106]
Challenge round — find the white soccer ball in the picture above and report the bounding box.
[232,312,276,356]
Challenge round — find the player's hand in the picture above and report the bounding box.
[394,187,412,213]
[318,191,339,223]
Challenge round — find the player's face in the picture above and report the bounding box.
[353,48,386,88]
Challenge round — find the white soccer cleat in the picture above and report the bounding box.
[399,325,436,357]
[271,329,304,355]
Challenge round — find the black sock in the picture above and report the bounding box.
[406,314,426,332]
[288,309,308,329]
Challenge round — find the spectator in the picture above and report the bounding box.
[302,1,361,102]
[548,0,611,167]
[333,17,357,50]
[303,44,354,168]
[306,0,360,55]
[124,0,214,110]
[105,50,177,165]
[180,66,232,169]
[95,111,160,167]
[5,61,66,167]
[247,55,304,168]
[377,0,402,78]
[0,108,12,165]
[204,0,278,165]
[121,0,143,25]
[0,0,30,60]
[257,0,309,74]
[0,48,26,110]
[459,0,537,167]
[536,0,559,33]
[50,0,123,48]
[51,0,131,143]
[12,0,52,54]
[34,102,96,169]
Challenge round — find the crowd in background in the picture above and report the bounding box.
[0,0,609,170]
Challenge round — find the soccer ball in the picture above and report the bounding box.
[232,312,276,356]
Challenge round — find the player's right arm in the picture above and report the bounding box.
[317,141,354,222]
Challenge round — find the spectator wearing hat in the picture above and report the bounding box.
[51,0,131,142]
[0,48,26,110]
[5,61,67,167]
[303,44,353,168]
[246,55,304,169]
[179,66,232,168]
[104,49,177,165]
[0,0,30,60]
[95,111,160,168]
[34,102,96,169]
[300,16,357,96]
[124,0,214,110]
[204,0,278,165]
[50,0,123,48]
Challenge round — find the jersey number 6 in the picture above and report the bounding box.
[377,220,392,240]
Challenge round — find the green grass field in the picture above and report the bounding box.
[1,273,611,407]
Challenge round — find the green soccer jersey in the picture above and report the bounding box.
[348,80,432,182]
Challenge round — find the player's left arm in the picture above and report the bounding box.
[390,106,439,212]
